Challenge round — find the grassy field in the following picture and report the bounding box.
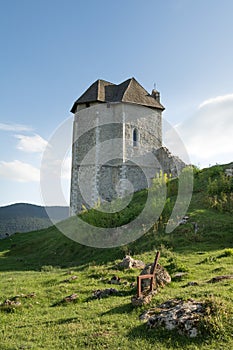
[0,165,233,349]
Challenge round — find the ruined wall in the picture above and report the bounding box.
[153,147,186,177]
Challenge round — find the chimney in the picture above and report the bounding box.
[151,89,160,102]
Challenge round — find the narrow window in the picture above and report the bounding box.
[133,128,139,147]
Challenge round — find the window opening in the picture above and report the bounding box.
[133,128,139,147]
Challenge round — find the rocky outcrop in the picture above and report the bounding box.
[140,298,209,338]
[225,167,233,176]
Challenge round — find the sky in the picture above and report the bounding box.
[0,0,233,207]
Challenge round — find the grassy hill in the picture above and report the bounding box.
[0,164,232,349]
[0,203,69,238]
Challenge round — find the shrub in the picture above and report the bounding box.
[165,257,189,273]
[207,173,233,213]
[219,248,233,258]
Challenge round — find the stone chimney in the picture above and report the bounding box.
[151,89,160,102]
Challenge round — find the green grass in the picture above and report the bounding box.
[0,164,233,349]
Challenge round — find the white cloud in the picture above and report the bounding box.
[175,93,233,168]
[0,160,40,182]
[0,123,32,132]
[15,134,48,153]
[199,93,233,109]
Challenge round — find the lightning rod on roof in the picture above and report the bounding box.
[153,83,156,90]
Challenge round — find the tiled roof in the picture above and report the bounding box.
[70,78,165,113]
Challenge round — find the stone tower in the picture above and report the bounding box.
[70,78,166,216]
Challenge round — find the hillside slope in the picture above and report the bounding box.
[0,203,69,238]
[0,163,232,270]
[0,164,232,349]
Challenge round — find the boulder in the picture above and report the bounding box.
[131,290,158,306]
[140,263,171,291]
[92,288,118,299]
[117,255,145,269]
[140,298,208,338]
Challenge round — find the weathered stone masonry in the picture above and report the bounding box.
[70,78,185,216]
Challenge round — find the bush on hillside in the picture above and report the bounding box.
[207,173,233,213]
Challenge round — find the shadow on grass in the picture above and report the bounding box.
[127,323,211,349]
[101,302,134,316]
[16,317,80,329]
[85,288,134,303]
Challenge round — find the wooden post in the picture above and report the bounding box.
[137,276,141,298]
[136,251,160,298]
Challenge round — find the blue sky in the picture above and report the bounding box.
[1,0,233,206]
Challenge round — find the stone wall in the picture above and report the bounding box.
[70,102,185,216]
[153,147,186,177]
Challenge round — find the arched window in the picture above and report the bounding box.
[133,128,139,147]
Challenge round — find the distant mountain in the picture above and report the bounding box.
[0,203,69,238]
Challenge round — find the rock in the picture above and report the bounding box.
[25,292,36,298]
[208,275,233,283]
[225,168,233,177]
[140,263,171,291]
[52,293,78,306]
[11,292,36,300]
[117,255,145,269]
[62,275,78,283]
[140,298,208,338]
[131,263,170,307]
[183,281,199,287]
[131,290,158,306]
[0,299,22,311]
[92,288,118,299]
[172,272,188,281]
[109,275,121,285]
[64,293,78,302]
[2,299,21,306]
[178,216,189,225]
